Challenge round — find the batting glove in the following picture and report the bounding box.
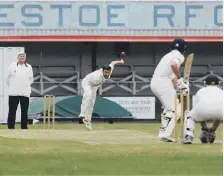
[176,78,189,94]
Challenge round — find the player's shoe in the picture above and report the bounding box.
[182,135,193,144]
[78,116,84,124]
[83,119,92,131]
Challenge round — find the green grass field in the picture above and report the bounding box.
[0,122,223,176]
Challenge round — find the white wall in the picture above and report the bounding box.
[0,47,24,124]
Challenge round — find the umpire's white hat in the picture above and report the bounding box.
[18,52,26,56]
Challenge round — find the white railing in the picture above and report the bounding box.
[31,64,223,96]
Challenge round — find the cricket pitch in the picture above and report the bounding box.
[0,129,158,145]
[0,127,222,145]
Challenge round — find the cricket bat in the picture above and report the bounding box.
[183,53,194,82]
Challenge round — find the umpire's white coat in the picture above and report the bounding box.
[5,62,33,97]
[79,64,114,120]
[188,86,223,121]
[150,50,185,138]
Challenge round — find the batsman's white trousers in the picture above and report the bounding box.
[79,80,98,120]
[150,77,182,138]
[188,101,223,121]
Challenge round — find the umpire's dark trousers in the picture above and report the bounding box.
[7,96,29,129]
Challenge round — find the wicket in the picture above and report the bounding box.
[43,95,56,129]
[174,94,190,142]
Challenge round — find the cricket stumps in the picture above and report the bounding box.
[43,95,56,129]
[174,94,190,142]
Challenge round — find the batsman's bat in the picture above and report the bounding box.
[183,53,194,82]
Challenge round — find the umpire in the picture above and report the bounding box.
[5,52,33,129]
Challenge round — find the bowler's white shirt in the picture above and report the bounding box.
[5,62,33,97]
[83,64,114,87]
[152,50,185,79]
[195,86,223,105]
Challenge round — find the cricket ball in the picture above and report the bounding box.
[121,52,126,56]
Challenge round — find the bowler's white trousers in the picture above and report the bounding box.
[79,80,99,121]
[150,77,182,138]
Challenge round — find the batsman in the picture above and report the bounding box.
[150,38,190,142]
[79,54,125,130]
